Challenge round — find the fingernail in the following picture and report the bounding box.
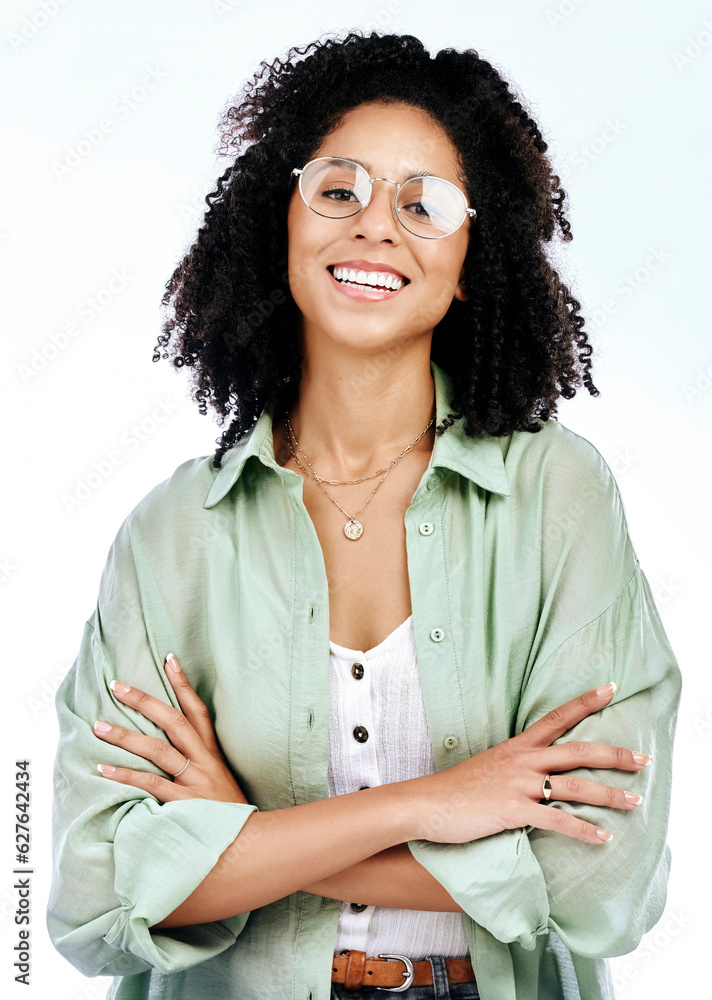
[596,829,614,842]
[632,752,653,767]
[624,791,644,805]
[96,764,116,775]
[109,680,131,695]
[596,682,617,698]
[165,653,180,673]
[94,721,112,733]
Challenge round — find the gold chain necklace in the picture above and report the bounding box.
[284,411,435,540]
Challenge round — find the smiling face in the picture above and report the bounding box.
[286,101,471,360]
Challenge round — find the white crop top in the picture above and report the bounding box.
[328,614,469,959]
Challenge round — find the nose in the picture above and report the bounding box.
[348,178,402,243]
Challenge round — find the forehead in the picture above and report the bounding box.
[313,101,464,183]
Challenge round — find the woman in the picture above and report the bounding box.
[48,31,681,1000]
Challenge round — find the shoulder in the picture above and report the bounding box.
[501,417,614,487]
[497,418,639,590]
[109,454,221,558]
[498,418,628,525]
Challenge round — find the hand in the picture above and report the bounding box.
[409,682,651,846]
[93,653,249,805]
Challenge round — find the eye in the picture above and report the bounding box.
[401,199,431,218]
[321,184,360,203]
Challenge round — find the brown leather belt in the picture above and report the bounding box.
[332,950,476,995]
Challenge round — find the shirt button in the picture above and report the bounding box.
[353,726,369,743]
[351,903,368,912]
[351,662,365,680]
[426,474,439,491]
[443,735,459,750]
[419,522,434,535]
[430,628,445,642]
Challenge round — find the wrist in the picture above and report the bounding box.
[363,775,430,843]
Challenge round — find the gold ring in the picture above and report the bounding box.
[542,774,552,801]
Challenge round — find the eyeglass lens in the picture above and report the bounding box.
[298,158,468,238]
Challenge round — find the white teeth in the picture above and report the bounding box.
[332,266,405,291]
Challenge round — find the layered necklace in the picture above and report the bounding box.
[284,409,436,540]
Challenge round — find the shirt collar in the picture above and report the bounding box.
[204,359,511,508]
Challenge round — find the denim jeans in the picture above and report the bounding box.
[330,956,481,999]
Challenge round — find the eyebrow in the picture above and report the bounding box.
[337,156,434,180]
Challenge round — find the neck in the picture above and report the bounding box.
[278,350,436,481]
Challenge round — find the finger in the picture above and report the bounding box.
[517,683,618,749]
[95,763,193,802]
[108,679,208,763]
[541,742,653,771]
[163,654,220,753]
[527,802,614,845]
[543,773,644,811]
[93,720,188,777]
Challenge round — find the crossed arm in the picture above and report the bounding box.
[91,651,653,931]
[94,656,462,928]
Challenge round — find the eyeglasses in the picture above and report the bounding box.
[291,157,477,239]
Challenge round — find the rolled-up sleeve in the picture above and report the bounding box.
[47,515,258,978]
[408,429,682,960]
[522,563,680,957]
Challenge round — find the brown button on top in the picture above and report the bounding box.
[351,662,364,679]
[350,902,368,912]
[353,726,369,743]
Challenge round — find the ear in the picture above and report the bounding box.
[454,266,469,302]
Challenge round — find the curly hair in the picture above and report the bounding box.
[153,30,599,469]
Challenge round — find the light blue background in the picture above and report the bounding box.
[3,0,709,996]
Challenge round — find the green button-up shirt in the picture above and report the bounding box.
[48,360,681,1000]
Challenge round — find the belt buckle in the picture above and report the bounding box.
[374,954,415,992]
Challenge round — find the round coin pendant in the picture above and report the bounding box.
[344,519,364,540]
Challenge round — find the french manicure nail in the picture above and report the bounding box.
[96,764,116,775]
[109,680,131,695]
[596,682,617,698]
[596,829,614,842]
[632,752,652,767]
[94,721,112,733]
[624,791,643,805]
[165,653,180,673]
